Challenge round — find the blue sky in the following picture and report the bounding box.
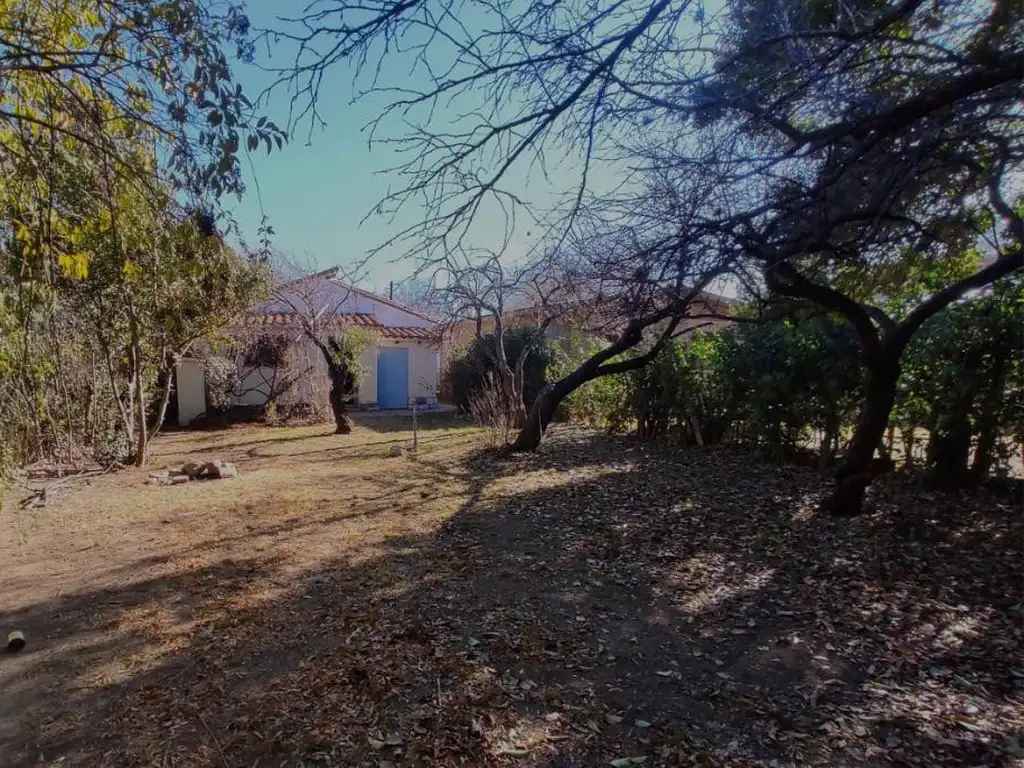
[224,0,656,296]
[225,1,572,294]
[225,1,719,297]
[226,2,420,291]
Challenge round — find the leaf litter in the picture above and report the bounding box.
[0,427,1020,766]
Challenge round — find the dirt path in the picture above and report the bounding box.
[0,422,1020,766]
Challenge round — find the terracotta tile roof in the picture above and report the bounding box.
[241,312,438,341]
[378,326,440,340]
[242,312,382,328]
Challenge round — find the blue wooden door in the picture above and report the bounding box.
[377,347,409,408]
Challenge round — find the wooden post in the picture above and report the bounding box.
[412,398,419,452]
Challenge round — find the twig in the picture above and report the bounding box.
[197,710,230,768]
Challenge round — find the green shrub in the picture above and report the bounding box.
[443,326,555,413]
[548,330,630,430]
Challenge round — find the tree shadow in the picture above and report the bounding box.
[350,410,468,434]
[1,433,1019,766]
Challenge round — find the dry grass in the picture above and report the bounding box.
[2,415,479,610]
[0,417,1020,767]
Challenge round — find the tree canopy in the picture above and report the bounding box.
[269,0,1022,511]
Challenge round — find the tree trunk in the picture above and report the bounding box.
[150,354,176,438]
[685,402,705,447]
[510,306,687,451]
[930,408,973,488]
[819,416,840,470]
[970,350,1008,484]
[129,311,148,467]
[100,335,134,452]
[512,383,564,451]
[824,362,899,516]
[901,426,915,470]
[327,364,353,434]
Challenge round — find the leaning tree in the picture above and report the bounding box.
[684,0,1024,513]
[264,263,372,434]
[267,0,1022,511]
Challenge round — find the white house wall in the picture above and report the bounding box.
[229,337,436,410]
[176,358,206,426]
[360,300,430,328]
[257,278,431,329]
[357,346,377,405]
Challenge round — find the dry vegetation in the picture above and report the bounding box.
[0,415,1020,767]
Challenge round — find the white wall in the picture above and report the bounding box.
[176,358,206,426]
[255,276,431,328]
[360,300,430,328]
[235,365,278,406]
[357,346,377,405]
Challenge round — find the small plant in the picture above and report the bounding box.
[467,374,517,446]
[204,356,239,423]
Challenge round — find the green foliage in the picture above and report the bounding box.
[601,317,862,459]
[895,275,1024,481]
[0,0,285,271]
[327,327,373,382]
[0,190,270,471]
[548,330,629,430]
[714,316,863,459]
[550,294,1020,485]
[553,317,863,462]
[444,326,555,413]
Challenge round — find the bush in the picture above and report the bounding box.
[547,330,630,430]
[467,374,518,445]
[443,326,555,413]
[554,315,863,461]
[203,356,238,420]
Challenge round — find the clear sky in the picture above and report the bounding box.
[225,1,576,295]
[225,1,416,291]
[225,1,721,297]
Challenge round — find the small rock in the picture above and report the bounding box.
[215,461,237,479]
[389,444,404,457]
[962,702,980,715]
[180,461,204,479]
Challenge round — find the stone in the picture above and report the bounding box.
[389,444,404,457]
[169,475,190,485]
[199,460,237,479]
[180,461,204,479]
[215,461,238,479]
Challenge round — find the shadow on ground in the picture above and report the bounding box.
[350,410,466,434]
[0,431,1020,766]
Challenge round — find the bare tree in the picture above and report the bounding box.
[261,258,371,434]
[266,0,1023,511]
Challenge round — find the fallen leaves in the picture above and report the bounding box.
[3,428,1021,767]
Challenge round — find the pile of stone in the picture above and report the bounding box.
[148,460,238,486]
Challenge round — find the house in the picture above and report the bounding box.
[175,269,441,426]
[441,288,736,372]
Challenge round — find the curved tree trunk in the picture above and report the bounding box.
[823,362,899,516]
[512,383,566,451]
[511,312,687,451]
[329,375,353,434]
[970,349,1008,484]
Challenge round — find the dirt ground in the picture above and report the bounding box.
[0,415,1021,767]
